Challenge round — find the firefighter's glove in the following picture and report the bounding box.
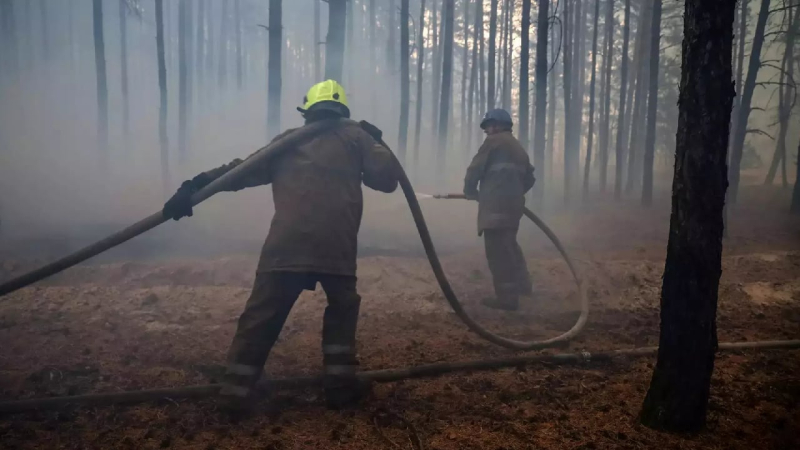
[359,120,383,142]
[162,173,212,221]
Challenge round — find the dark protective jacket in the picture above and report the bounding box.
[203,121,399,276]
[464,131,535,234]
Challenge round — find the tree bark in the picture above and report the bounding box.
[413,0,428,171]
[519,0,531,150]
[218,0,229,89]
[614,0,632,199]
[488,0,499,110]
[156,0,170,192]
[325,0,347,82]
[461,0,472,154]
[431,0,443,134]
[93,0,108,163]
[437,0,455,178]
[641,0,662,207]
[732,0,748,144]
[389,0,397,72]
[562,0,574,203]
[599,0,615,193]
[467,0,480,154]
[178,0,190,161]
[267,0,282,138]
[118,0,130,139]
[547,0,558,192]
[398,0,410,163]
[639,0,734,431]
[728,0,770,204]
[626,0,652,194]
[196,0,205,95]
[582,0,600,199]
[533,0,549,204]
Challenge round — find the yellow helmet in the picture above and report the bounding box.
[297,79,351,118]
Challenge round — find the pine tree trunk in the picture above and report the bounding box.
[398,0,410,163]
[519,0,531,150]
[206,0,214,80]
[626,0,652,194]
[547,0,558,192]
[437,0,455,178]
[467,0,480,154]
[196,0,205,96]
[93,0,108,163]
[599,0,615,193]
[641,0,662,207]
[432,0,444,136]
[178,0,189,161]
[460,0,472,155]
[562,0,573,203]
[488,0,499,110]
[732,0,748,140]
[235,0,243,89]
[614,0,632,199]
[389,0,397,72]
[314,0,321,81]
[186,0,194,113]
[218,0,229,89]
[639,0,734,431]
[502,0,513,111]
[267,0,282,137]
[156,0,170,192]
[572,0,585,177]
[413,0,428,172]
[582,0,600,199]
[119,0,130,139]
[729,0,770,205]
[369,0,377,116]
[533,0,549,204]
[478,0,486,136]
[325,0,347,82]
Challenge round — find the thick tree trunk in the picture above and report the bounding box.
[461,0,472,154]
[218,0,229,89]
[235,0,243,89]
[626,0,652,194]
[398,0,410,163]
[639,0,734,431]
[614,0,632,199]
[92,0,108,163]
[488,0,499,110]
[519,0,531,150]
[325,0,347,82]
[413,0,428,171]
[599,0,615,193]
[156,0,170,192]
[562,0,574,203]
[582,0,600,199]
[533,0,550,204]
[641,0,662,207]
[267,0,282,137]
[437,0,455,178]
[119,0,130,139]
[728,0,770,205]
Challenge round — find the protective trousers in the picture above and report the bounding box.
[220,271,361,404]
[483,228,532,309]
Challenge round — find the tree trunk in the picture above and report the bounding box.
[625,0,652,194]
[234,0,242,89]
[502,0,514,111]
[156,0,170,192]
[218,0,229,89]
[314,0,321,81]
[196,0,205,96]
[369,0,377,115]
[389,0,397,72]
[267,0,282,137]
[639,0,735,431]
[582,0,600,199]
[562,0,574,203]
[641,0,662,207]
[346,0,354,85]
[765,7,798,186]
[532,0,549,204]
[119,0,130,139]
[437,0,455,178]
[186,1,194,113]
[728,0,770,204]
[572,0,585,182]
[206,0,214,80]
[792,137,800,213]
[467,0,480,154]
[398,0,410,163]
[413,0,427,172]
[732,0,748,142]
[488,0,499,110]
[614,0,632,199]
[432,0,444,137]
[599,0,615,193]
[0,0,19,80]
[178,0,189,161]
[519,0,531,150]
[93,0,108,163]
[461,0,472,154]
[325,0,347,81]
[478,0,486,135]
[547,0,558,192]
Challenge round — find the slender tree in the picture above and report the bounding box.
[640,0,735,431]
[325,0,347,82]
[732,0,748,137]
[178,0,189,160]
[583,0,600,198]
[235,0,243,89]
[398,0,410,162]
[196,0,205,94]
[206,0,214,78]
[614,0,632,198]
[729,0,771,204]
[437,0,455,177]
[467,0,480,152]
[626,0,652,194]
[478,0,486,117]
[413,0,428,170]
[119,0,130,139]
[93,0,109,163]
[562,0,574,202]
[547,0,558,188]
[532,0,549,204]
[185,0,194,112]
[369,0,377,115]
[599,0,615,192]
[346,0,354,85]
[156,0,170,192]
[431,0,444,135]
[218,0,229,89]
[314,0,321,82]
[519,0,531,150]
[267,0,282,137]
[641,0,662,207]
[389,0,397,71]
[501,0,514,111]
[460,0,472,152]
[488,0,499,110]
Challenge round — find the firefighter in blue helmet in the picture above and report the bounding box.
[464,109,535,311]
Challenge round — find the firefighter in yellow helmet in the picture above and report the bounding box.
[162,80,399,412]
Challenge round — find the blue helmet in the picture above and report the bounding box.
[480,108,513,129]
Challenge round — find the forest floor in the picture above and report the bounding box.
[0,184,799,449]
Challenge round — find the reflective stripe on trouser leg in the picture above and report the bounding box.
[319,275,361,385]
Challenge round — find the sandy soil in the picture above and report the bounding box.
[0,187,799,449]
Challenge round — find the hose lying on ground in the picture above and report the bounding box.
[0,118,588,351]
[1,340,798,414]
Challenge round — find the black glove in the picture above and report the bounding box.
[162,173,212,221]
[359,120,383,142]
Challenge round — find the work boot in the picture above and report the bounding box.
[481,296,519,311]
[217,384,257,419]
[324,377,373,410]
